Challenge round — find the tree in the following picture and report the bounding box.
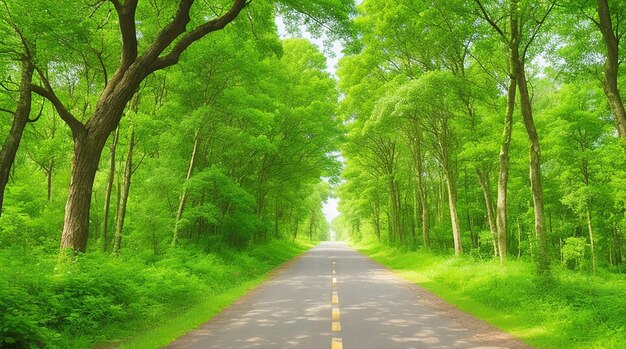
[475,0,556,272]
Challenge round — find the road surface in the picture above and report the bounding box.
[168,241,530,349]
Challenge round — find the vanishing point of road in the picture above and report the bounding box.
[168,241,531,349]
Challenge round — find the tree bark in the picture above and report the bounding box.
[585,208,597,274]
[496,76,517,262]
[172,129,200,246]
[60,133,108,252]
[516,58,550,274]
[444,166,463,256]
[411,124,430,249]
[0,58,34,215]
[596,0,626,142]
[102,128,119,252]
[113,126,135,255]
[477,168,498,257]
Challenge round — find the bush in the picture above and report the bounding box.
[562,237,587,270]
[0,239,307,348]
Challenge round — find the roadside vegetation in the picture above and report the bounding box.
[335,2,626,347]
[354,239,626,349]
[0,240,310,348]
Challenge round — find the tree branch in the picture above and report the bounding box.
[522,1,556,59]
[149,0,249,72]
[27,99,45,123]
[141,0,196,64]
[474,0,506,39]
[30,67,85,136]
[112,0,139,68]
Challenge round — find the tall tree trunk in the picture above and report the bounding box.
[172,129,200,246]
[102,128,119,252]
[585,208,597,274]
[477,168,498,257]
[372,195,381,242]
[596,0,626,142]
[0,58,34,215]
[60,132,110,252]
[443,164,462,255]
[411,127,430,248]
[516,59,550,274]
[113,126,135,256]
[496,77,517,262]
[308,209,316,240]
[464,167,477,249]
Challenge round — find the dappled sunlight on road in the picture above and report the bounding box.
[168,242,528,349]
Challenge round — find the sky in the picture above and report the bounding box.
[276,17,344,224]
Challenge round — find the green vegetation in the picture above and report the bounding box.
[3,0,626,348]
[355,239,626,349]
[0,1,353,347]
[335,1,626,275]
[0,240,310,348]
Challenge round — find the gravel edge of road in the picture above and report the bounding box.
[356,249,536,349]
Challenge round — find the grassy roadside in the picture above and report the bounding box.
[115,240,312,349]
[0,240,312,348]
[352,240,626,349]
[113,240,312,349]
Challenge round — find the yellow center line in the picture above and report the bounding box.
[332,293,339,304]
[332,321,342,332]
[332,307,340,321]
[332,337,343,349]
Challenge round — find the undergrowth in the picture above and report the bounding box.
[0,240,310,348]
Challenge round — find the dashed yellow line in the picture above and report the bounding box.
[331,249,342,349]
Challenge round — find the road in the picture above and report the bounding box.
[168,241,530,349]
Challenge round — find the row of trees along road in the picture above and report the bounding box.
[335,0,626,275]
[0,0,355,255]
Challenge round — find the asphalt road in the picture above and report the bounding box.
[168,241,530,349]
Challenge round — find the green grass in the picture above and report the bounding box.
[0,239,312,349]
[117,278,261,349]
[118,241,311,349]
[353,240,626,349]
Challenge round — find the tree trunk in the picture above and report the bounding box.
[496,76,517,262]
[372,195,381,242]
[172,129,200,246]
[477,168,498,257]
[0,58,34,215]
[113,126,135,256]
[308,209,316,240]
[60,133,109,252]
[443,164,462,255]
[516,59,550,274]
[412,129,430,248]
[596,0,626,142]
[102,128,119,252]
[586,208,597,274]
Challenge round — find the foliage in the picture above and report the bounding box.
[0,240,308,348]
[357,240,626,349]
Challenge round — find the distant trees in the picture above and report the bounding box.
[336,0,626,275]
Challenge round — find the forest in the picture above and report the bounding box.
[1,0,625,348]
[335,0,626,274]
